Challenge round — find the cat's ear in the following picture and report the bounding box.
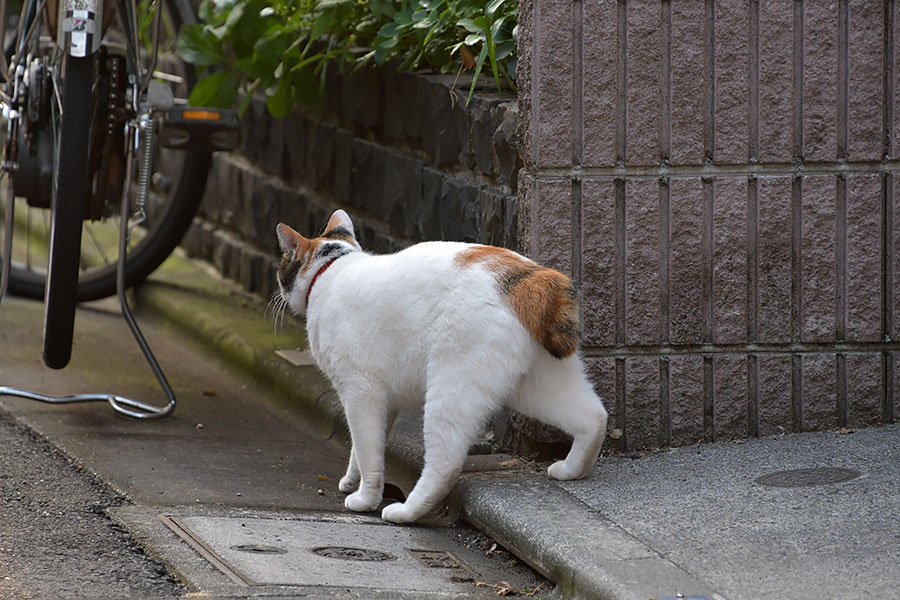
[322,209,356,240]
[276,223,308,257]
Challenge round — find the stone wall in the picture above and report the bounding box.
[182,67,519,299]
[519,0,900,450]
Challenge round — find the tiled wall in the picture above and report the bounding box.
[518,0,900,448]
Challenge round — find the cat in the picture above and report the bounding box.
[276,209,608,524]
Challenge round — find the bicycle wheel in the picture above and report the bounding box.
[1,0,210,303]
[42,54,93,369]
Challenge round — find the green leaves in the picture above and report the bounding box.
[176,23,226,66]
[177,0,518,118]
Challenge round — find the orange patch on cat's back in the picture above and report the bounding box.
[455,246,579,359]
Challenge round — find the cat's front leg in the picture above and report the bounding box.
[339,409,397,495]
[341,391,390,513]
[338,449,360,493]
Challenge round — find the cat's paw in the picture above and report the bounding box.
[381,502,417,524]
[339,475,359,494]
[345,491,381,512]
[547,460,585,481]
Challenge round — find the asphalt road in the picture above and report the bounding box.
[0,411,183,600]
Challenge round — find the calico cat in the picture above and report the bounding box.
[276,210,608,524]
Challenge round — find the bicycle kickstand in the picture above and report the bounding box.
[0,126,176,419]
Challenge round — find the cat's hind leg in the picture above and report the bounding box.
[381,386,497,524]
[340,409,398,494]
[510,352,608,480]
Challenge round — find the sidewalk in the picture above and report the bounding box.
[22,251,900,600]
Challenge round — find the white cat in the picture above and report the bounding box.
[276,210,608,524]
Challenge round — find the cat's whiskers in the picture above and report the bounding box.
[265,291,289,338]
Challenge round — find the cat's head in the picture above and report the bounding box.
[276,209,361,316]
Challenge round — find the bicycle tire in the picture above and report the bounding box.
[6,0,210,303]
[42,54,93,369]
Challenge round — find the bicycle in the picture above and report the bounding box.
[0,0,238,416]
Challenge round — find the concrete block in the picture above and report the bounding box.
[534,0,574,168]
[281,111,308,184]
[803,2,838,161]
[516,170,537,258]
[758,0,795,163]
[415,167,444,242]
[492,102,521,190]
[670,1,706,165]
[714,0,750,164]
[625,356,661,449]
[431,82,464,168]
[535,178,574,274]
[580,0,617,167]
[438,177,481,243]
[846,353,883,428]
[895,12,900,159]
[349,139,384,214]
[417,75,438,158]
[383,151,425,239]
[713,177,748,344]
[307,120,336,192]
[714,355,748,439]
[471,101,497,176]
[669,177,704,345]
[476,187,514,248]
[758,354,793,436]
[669,355,704,446]
[381,68,406,142]
[581,180,618,347]
[895,175,900,340]
[625,179,661,345]
[626,0,662,165]
[584,357,618,451]
[515,0,536,168]
[894,352,900,421]
[801,176,837,343]
[846,175,882,341]
[802,353,837,431]
[331,128,353,206]
[339,67,382,133]
[756,177,793,343]
[847,1,883,161]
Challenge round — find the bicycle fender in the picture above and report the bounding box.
[57,0,103,57]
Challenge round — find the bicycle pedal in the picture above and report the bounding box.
[158,106,239,152]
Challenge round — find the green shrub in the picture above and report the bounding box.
[177,0,517,118]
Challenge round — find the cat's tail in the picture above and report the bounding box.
[504,267,579,359]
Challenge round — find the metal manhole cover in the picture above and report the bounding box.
[755,467,860,488]
[231,544,288,554]
[311,546,396,561]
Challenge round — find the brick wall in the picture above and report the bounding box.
[519,0,900,449]
[182,68,520,298]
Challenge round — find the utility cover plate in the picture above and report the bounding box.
[162,514,475,592]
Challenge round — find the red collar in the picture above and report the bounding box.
[305,258,338,306]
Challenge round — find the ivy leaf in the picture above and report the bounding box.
[485,0,508,19]
[188,69,240,108]
[266,75,293,117]
[177,23,226,66]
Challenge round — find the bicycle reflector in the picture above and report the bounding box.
[158,106,240,152]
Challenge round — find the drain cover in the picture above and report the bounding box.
[232,544,287,554]
[311,546,395,561]
[162,514,475,592]
[755,467,860,488]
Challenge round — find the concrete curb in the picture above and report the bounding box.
[456,474,720,600]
